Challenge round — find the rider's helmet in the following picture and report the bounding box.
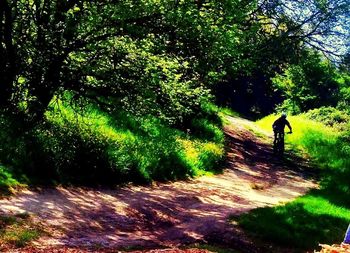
[281,112,287,118]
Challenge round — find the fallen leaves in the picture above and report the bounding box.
[316,243,350,253]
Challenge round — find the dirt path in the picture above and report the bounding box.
[0,116,317,252]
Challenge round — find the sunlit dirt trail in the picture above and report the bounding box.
[0,116,317,252]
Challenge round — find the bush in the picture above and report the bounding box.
[77,37,212,127]
[275,99,302,115]
[304,107,350,128]
[190,118,224,143]
[0,99,225,187]
[0,165,20,193]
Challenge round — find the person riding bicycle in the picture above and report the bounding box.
[272,113,292,153]
[273,113,292,134]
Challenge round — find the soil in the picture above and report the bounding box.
[0,116,318,253]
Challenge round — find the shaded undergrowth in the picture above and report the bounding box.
[0,165,22,194]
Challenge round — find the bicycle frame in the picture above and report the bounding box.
[273,131,285,155]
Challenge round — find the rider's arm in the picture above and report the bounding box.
[286,120,292,133]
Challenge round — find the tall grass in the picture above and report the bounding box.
[237,114,350,251]
[0,99,225,187]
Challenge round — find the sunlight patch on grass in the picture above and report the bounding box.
[237,114,350,251]
[41,98,225,183]
[237,193,350,249]
[297,195,350,221]
[257,114,339,159]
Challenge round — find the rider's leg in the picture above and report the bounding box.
[275,131,284,155]
[273,131,278,152]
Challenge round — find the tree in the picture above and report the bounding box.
[214,0,350,116]
[1,0,181,123]
[0,0,16,108]
[272,50,341,113]
[1,0,349,123]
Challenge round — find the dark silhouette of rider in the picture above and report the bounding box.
[273,113,292,148]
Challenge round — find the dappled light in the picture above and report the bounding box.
[238,115,350,251]
[0,117,316,251]
[0,0,349,251]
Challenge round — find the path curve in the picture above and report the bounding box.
[0,116,317,252]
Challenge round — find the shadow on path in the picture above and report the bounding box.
[0,116,318,252]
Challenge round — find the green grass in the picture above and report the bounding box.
[0,165,21,194]
[236,114,350,251]
[0,99,225,187]
[0,213,42,249]
[219,107,241,118]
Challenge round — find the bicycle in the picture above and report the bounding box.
[273,131,292,156]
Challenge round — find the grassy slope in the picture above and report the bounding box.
[0,102,226,249]
[0,101,225,189]
[47,101,225,182]
[237,115,350,251]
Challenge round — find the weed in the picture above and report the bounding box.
[0,214,42,249]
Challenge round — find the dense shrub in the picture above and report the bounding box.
[0,100,225,187]
[68,37,211,127]
[304,107,350,128]
[0,165,20,192]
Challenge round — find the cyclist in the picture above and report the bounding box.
[272,113,292,154]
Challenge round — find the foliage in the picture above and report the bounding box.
[213,0,350,117]
[304,107,350,129]
[0,165,20,193]
[238,115,350,251]
[68,37,211,126]
[1,0,348,123]
[272,51,341,114]
[337,73,350,111]
[0,99,224,186]
[0,0,349,188]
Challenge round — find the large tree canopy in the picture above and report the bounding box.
[0,0,349,122]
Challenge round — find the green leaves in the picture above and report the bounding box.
[272,51,343,114]
[1,0,348,133]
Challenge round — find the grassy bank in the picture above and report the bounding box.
[0,101,225,189]
[0,165,21,194]
[236,114,350,251]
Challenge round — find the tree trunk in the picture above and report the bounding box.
[0,0,17,109]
